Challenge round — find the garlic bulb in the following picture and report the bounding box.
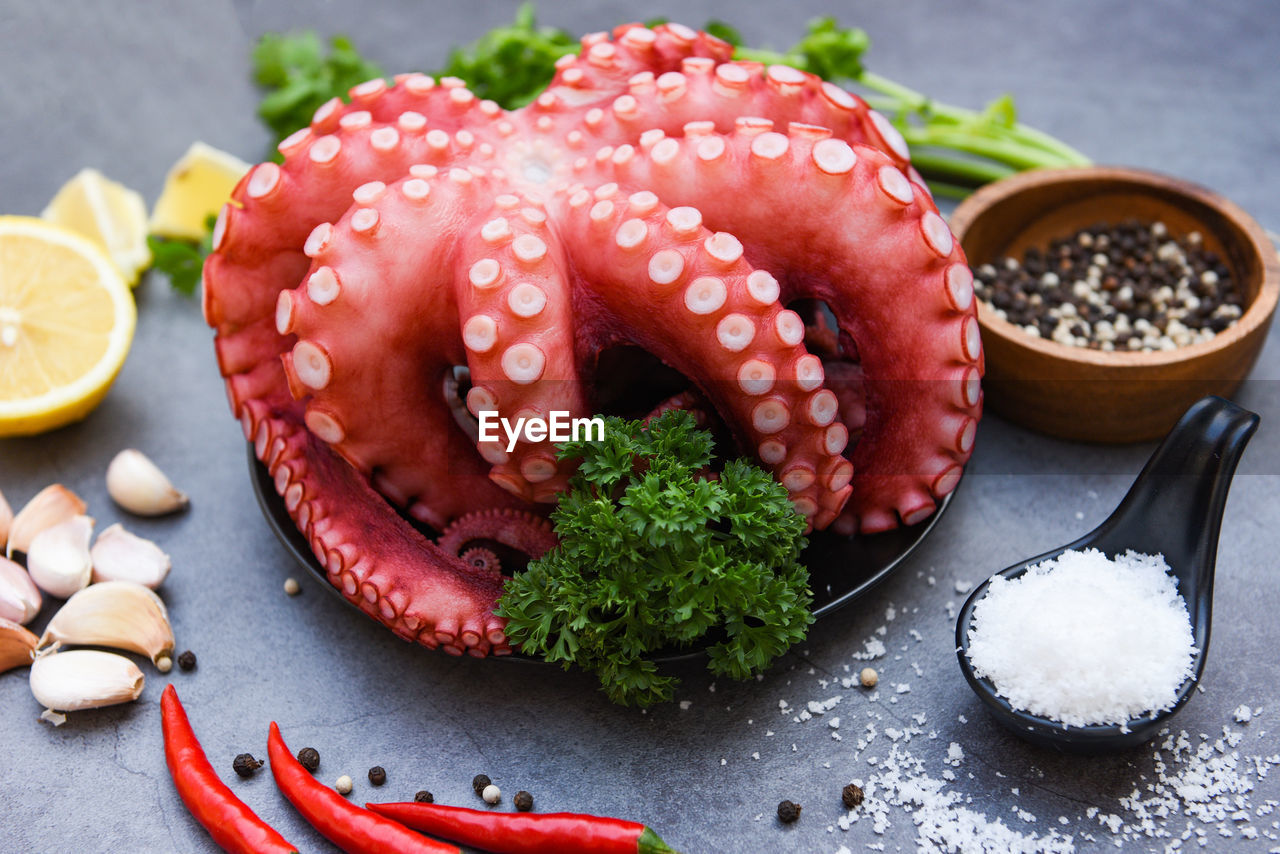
[106,450,189,516]
[39,580,174,666]
[6,484,86,558]
[30,649,144,718]
[0,488,12,551]
[91,524,171,589]
[26,515,94,598]
[0,556,42,624]
[0,618,38,673]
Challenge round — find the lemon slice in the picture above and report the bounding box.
[149,142,252,241]
[41,168,152,286]
[0,217,136,437]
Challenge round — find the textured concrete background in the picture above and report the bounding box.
[1,1,1277,851]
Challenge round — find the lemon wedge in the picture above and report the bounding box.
[0,217,136,437]
[41,169,152,286]
[149,142,251,241]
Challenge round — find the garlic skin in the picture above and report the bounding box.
[0,556,42,624]
[0,488,12,551]
[0,618,38,673]
[6,484,87,558]
[26,515,94,599]
[39,580,174,666]
[30,649,144,715]
[106,450,189,516]
[91,524,171,589]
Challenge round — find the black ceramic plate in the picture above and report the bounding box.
[249,447,955,660]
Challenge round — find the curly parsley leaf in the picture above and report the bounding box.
[497,410,812,706]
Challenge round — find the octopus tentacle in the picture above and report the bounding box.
[553,184,851,526]
[279,166,524,529]
[536,22,733,112]
[247,403,511,654]
[600,122,982,532]
[437,509,558,560]
[454,194,587,502]
[555,55,909,172]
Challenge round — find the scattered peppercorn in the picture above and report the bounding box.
[859,667,878,688]
[177,650,197,671]
[232,753,263,778]
[283,577,301,596]
[973,220,1243,352]
[414,790,434,803]
[842,783,865,809]
[368,766,386,786]
[482,784,502,805]
[156,655,173,674]
[513,790,534,812]
[777,799,802,824]
[296,747,320,773]
[335,774,353,795]
[472,774,492,797]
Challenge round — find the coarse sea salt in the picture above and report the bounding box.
[966,548,1196,728]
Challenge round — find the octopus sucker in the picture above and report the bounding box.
[204,22,982,653]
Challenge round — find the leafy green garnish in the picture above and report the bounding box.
[146,214,216,296]
[251,31,386,152]
[496,411,813,707]
[433,3,576,108]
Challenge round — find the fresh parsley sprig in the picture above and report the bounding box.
[496,411,813,706]
[146,214,216,296]
[252,31,386,155]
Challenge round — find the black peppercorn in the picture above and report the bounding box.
[414,790,434,803]
[368,766,386,786]
[513,790,533,812]
[177,650,197,671]
[296,747,320,773]
[842,783,864,809]
[472,774,492,797]
[232,753,263,778]
[776,799,801,824]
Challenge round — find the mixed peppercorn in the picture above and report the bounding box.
[974,220,1244,351]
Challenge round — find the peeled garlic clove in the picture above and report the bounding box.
[30,649,144,717]
[0,488,12,551]
[0,617,38,673]
[6,484,87,558]
[39,580,174,666]
[27,514,94,599]
[90,523,171,589]
[0,556,42,624]
[106,449,189,516]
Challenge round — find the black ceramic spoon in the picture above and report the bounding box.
[955,395,1260,752]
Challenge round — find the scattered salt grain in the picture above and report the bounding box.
[966,548,1196,727]
[1235,704,1254,724]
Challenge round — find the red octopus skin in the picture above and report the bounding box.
[203,22,983,654]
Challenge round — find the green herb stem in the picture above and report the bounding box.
[905,150,1016,188]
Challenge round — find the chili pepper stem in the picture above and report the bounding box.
[637,826,681,854]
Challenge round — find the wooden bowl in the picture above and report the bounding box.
[949,166,1279,442]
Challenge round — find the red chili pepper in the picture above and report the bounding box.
[267,721,460,854]
[160,685,298,854]
[366,802,681,854]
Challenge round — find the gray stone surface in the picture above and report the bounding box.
[1,1,1277,851]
